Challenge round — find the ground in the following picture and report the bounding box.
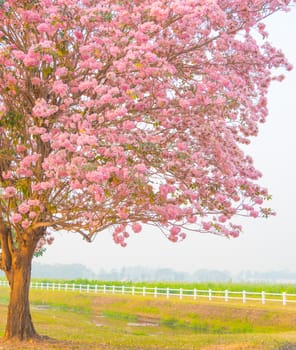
[1,287,296,349]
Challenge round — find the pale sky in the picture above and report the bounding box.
[39,8,296,274]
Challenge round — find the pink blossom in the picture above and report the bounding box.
[23,55,39,67]
[2,171,12,179]
[16,168,33,177]
[39,40,54,49]
[74,30,83,40]
[32,99,58,118]
[202,222,211,231]
[56,67,68,77]
[134,163,147,174]
[28,199,40,206]
[40,133,51,142]
[230,231,239,238]
[12,50,26,60]
[176,142,187,151]
[29,126,47,135]
[42,54,53,63]
[132,223,142,233]
[31,183,43,191]
[20,154,40,167]
[150,4,167,21]
[4,186,17,198]
[78,80,97,92]
[31,77,42,85]
[218,215,227,223]
[37,23,51,33]
[21,10,40,23]
[169,235,178,243]
[52,80,68,97]
[29,211,37,219]
[216,194,226,203]
[170,226,181,235]
[122,121,135,130]
[187,216,197,224]
[18,203,30,214]
[11,213,22,224]
[118,208,129,220]
[21,220,30,229]
[254,197,263,205]
[250,210,259,218]
[16,145,26,152]
[180,233,187,240]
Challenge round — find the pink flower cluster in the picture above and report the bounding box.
[0,0,292,249]
[32,99,58,118]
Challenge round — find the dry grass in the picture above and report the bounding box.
[1,287,296,349]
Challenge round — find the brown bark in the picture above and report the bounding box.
[0,221,43,340]
[0,223,13,281]
[4,247,39,340]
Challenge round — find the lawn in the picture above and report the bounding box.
[1,286,296,349]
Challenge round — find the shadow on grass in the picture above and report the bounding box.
[279,343,296,350]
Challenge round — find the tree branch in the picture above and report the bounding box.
[0,219,13,273]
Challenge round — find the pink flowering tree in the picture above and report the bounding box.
[0,0,294,341]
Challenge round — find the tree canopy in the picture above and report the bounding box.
[1,0,292,249]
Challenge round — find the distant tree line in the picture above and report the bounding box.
[0,263,295,283]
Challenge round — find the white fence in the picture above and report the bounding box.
[0,280,295,306]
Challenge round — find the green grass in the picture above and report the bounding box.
[28,278,296,293]
[1,285,296,349]
[2,276,296,294]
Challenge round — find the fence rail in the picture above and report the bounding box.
[0,280,295,306]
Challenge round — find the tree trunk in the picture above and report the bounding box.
[4,250,38,340]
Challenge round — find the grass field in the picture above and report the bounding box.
[1,284,296,350]
[24,278,296,294]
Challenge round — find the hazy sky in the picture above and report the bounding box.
[40,8,296,274]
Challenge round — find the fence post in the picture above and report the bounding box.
[180,288,183,300]
[166,288,170,299]
[112,285,115,294]
[282,292,287,306]
[261,291,265,304]
[242,290,246,303]
[58,283,61,291]
[122,286,125,295]
[52,283,55,291]
[95,285,98,293]
[143,286,146,296]
[87,284,90,293]
[209,289,212,301]
[47,282,49,290]
[103,285,106,294]
[225,290,228,302]
[65,283,68,291]
[72,283,75,291]
[132,286,135,296]
[194,288,197,300]
[154,287,157,298]
[79,284,82,293]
